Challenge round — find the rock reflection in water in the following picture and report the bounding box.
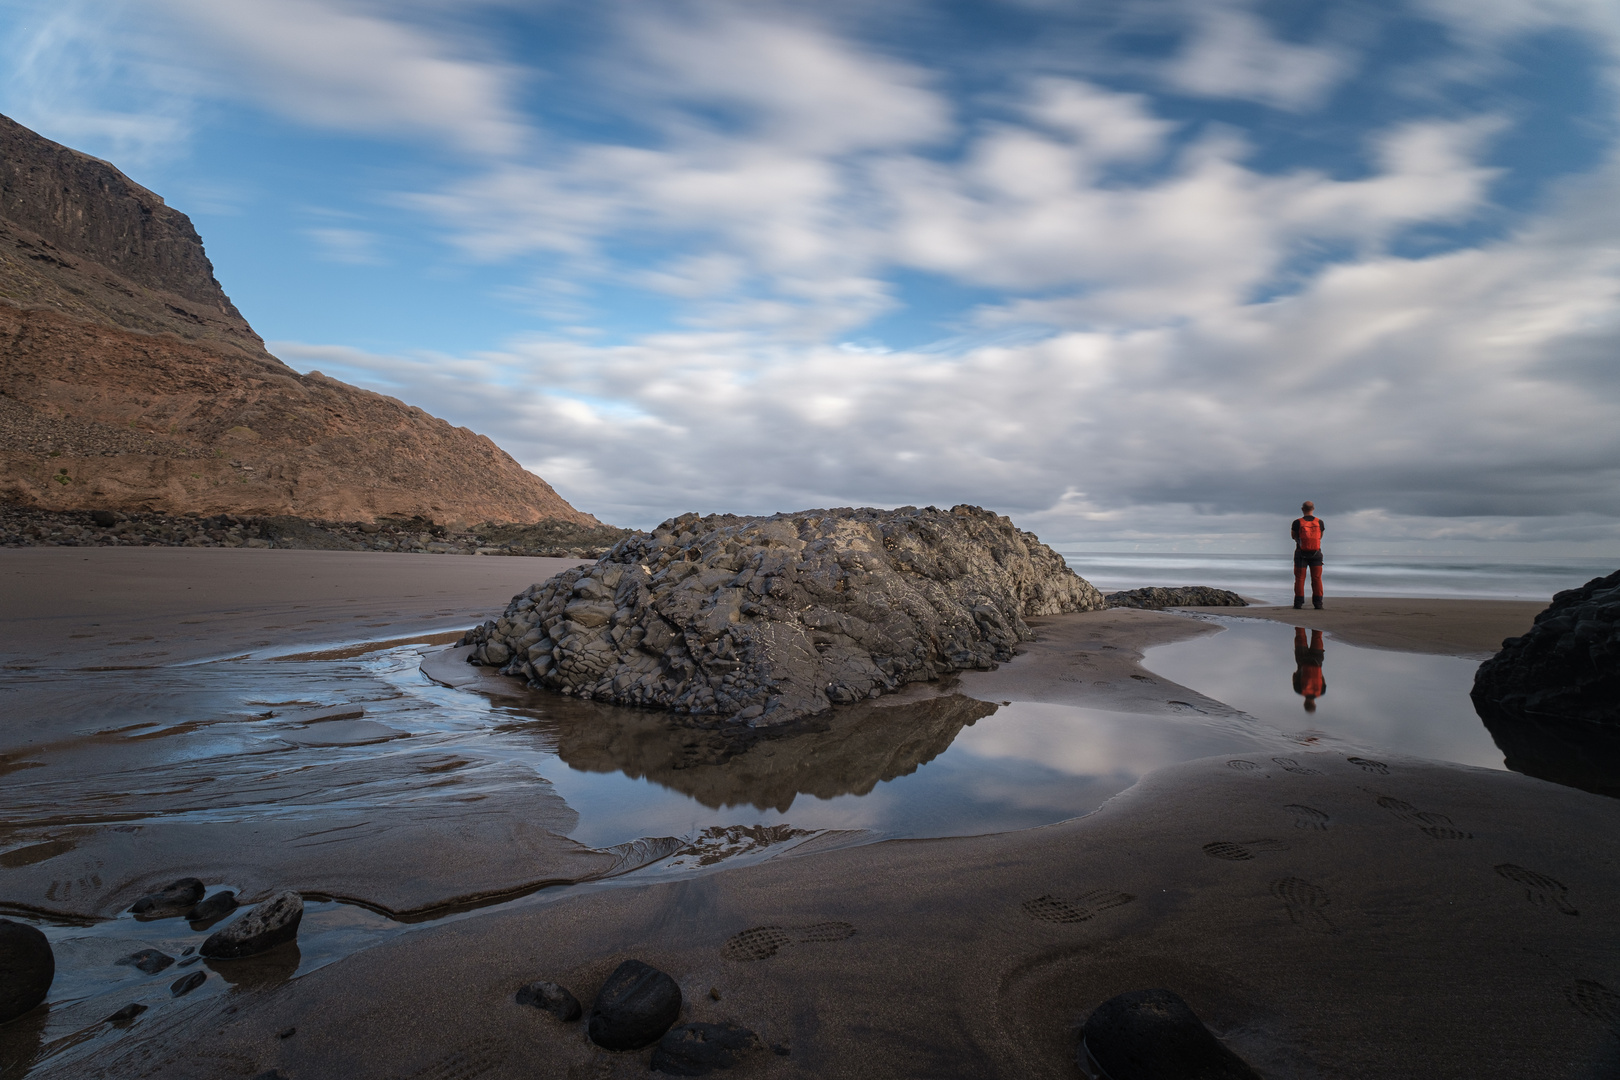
[1474,703,1620,799]
[501,691,999,813]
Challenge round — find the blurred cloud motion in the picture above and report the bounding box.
[2,0,1617,550]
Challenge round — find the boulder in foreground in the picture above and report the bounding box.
[201,890,303,959]
[462,505,1104,726]
[0,919,53,1023]
[587,959,682,1051]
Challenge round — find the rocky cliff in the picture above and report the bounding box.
[0,112,595,526]
[462,505,1105,726]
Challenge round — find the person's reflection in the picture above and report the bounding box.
[1292,627,1326,712]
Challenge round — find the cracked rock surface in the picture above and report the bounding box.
[461,504,1104,726]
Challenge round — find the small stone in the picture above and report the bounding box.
[651,1022,763,1076]
[115,948,174,975]
[201,890,303,959]
[189,890,238,923]
[1081,989,1260,1080]
[515,979,582,1021]
[708,986,721,1001]
[587,959,683,1051]
[169,970,207,997]
[0,919,54,1023]
[104,1002,148,1025]
[130,877,206,917]
[90,510,117,527]
[278,1026,297,1039]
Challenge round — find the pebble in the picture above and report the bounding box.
[651,1022,763,1076]
[104,1002,148,1025]
[0,919,54,1023]
[130,877,206,917]
[587,960,683,1052]
[201,890,303,959]
[515,980,582,1021]
[169,970,207,997]
[115,948,174,975]
[1080,989,1259,1080]
[189,889,238,923]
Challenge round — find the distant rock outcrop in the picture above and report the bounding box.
[461,505,1104,726]
[0,112,595,526]
[1105,586,1248,609]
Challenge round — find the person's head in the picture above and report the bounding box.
[1303,696,1317,713]
[1301,500,1315,515]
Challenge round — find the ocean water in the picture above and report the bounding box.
[1058,551,1616,605]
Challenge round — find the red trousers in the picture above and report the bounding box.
[1294,563,1323,599]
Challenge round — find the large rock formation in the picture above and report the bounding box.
[461,505,1104,726]
[1472,569,1620,797]
[0,112,594,526]
[1105,586,1247,609]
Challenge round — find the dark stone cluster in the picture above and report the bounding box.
[462,504,1104,727]
[0,502,629,557]
[1472,569,1620,725]
[1105,586,1248,610]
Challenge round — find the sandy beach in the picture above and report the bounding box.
[2,550,1614,1079]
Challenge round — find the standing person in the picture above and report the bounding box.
[1291,500,1324,610]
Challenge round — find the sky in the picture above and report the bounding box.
[2,0,1618,554]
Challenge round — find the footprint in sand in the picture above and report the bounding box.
[1270,877,1337,934]
[1494,864,1579,915]
[722,921,856,962]
[405,1038,502,1080]
[1202,839,1288,861]
[1284,804,1329,831]
[1347,757,1389,774]
[1022,890,1135,924]
[1272,757,1322,775]
[1376,796,1472,840]
[1567,980,1620,1033]
[1226,759,1262,772]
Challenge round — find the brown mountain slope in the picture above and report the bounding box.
[0,113,597,527]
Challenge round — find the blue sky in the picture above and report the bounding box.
[2,0,1619,552]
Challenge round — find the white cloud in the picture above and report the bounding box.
[1166,1,1355,110]
[303,226,386,264]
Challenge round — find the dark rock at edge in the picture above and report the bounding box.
[201,890,303,960]
[587,959,683,1051]
[90,510,117,527]
[1081,989,1260,1080]
[189,890,238,923]
[0,919,54,1024]
[652,1021,764,1076]
[115,948,174,975]
[130,877,206,917]
[169,970,206,997]
[1473,568,1620,726]
[515,979,582,1021]
[104,1002,148,1025]
[1105,586,1248,610]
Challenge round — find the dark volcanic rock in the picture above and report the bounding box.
[1472,570,1620,797]
[0,919,53,1023]
[1106,586,1248,609]
[652,1022,763,1076]
[464,505,1103,726]
[189,890,238,924]
[1473,570,1620,724]
[130,877,205,917]
[1081,989,1259,1080]
[200,890,303,959]
[515,980,582,1021]
[587,960,683,1051]
[115,948,174,975]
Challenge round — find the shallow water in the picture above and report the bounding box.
[0,615,1522,1074]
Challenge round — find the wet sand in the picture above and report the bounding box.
[7,550,1613,1078]
[1199,597,1544,659]
[30,753,1620,1080]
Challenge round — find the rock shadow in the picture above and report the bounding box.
[1475,700,1620,799]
